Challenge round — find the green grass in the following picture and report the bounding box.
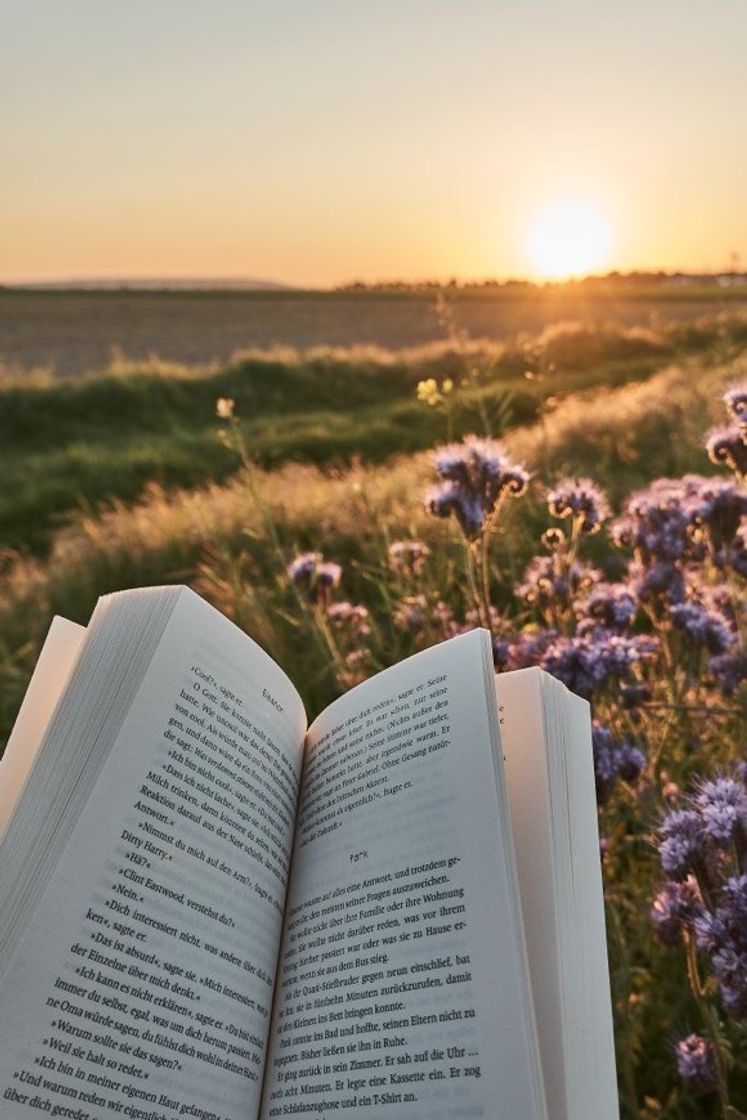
[0,347,742,736]
[3,316,744,553]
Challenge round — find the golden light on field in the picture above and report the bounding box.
[528,200,613,279]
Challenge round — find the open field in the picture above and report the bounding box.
[0,336,742,729]
[3,285,747,377]
[2,314,745,554]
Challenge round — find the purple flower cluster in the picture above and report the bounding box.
[547,477,610,534]
[708,651,747,697]
[388,539,431,575]
[392,595,456,640]
[592,722,646,806]
[612,477,707,566]
[652,769,747,1019]
[574,581,638,632]
[326,601,371,640]
[668,601,733,655]
[287,551,342,604]
[706,424,747,476]
[724,384,747,428]
[534,628,658,700]
[518,555,600,613]
[650,877,702,946]
[425,436,530,539]
[674,1034,718,1093]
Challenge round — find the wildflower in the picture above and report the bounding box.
[612,476,710,568]
[216,397,236,419]
[674,1034,717,1093]
[326,601,371,640]
[338,648,370,690]
[518,555,600,613]
[287,552,342,605]
[627,559,686,605]
[705,424,747,476]
[708,651,747,696]
[658,809,704,880]
[541,526,566,551]
[504,629,558,671]
[694,777,747,848]
[724,384,747,428]
[388,540,431,576]
[688,476,747,562]
[538,628,657,699]
[575,581,638,631]
[425,436,530,539]
[393,595,428,634]
[416,378,442,406]
[669,602,733,655]
[547,477,610,535]
[592,723,646,806]
[650,879,702,946]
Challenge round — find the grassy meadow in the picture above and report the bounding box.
[1,297,746,1118]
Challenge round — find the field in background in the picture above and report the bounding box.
[1,315,745,554]
[3,285,747,377]
[0,312,743,739]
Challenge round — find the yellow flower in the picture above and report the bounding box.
[442,378,454,394]
[416,378,442,407]
[216,397,236,420]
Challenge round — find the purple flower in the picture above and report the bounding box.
[538,628,657,699]
[724,384,747,427]
[650,878,702,946]
[693,907,731,954]
[711,943,747,1017]
[518,555,601,612]
[425,436,530,539]
[504,629,559,671]
[547,477,610,535]
[627,559,686,605]
[592,722,646,805]
[612,478,703,563]
[705,424,747,476]
[688,476,747,562]
[708,651,747,696]
[675,1034,717,1093]
[575,581,638,631]
[287,551,320,586]
[659,809,704,880]
[695,778,747,848]
[327,601,371,639]
[656,770,747,1021]
[669,601,734,655]
[388,540,431,575]
[287,551,342,603]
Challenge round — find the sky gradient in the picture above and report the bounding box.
[3,0,746,286]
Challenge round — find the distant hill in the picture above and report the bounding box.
[6,277,294,292]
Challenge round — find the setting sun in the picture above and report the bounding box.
[528,201,613,279]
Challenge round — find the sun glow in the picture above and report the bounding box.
[528,200,612,279]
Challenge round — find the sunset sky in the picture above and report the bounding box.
[3,0,746,286]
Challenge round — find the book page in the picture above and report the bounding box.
[0,616,86,840]
[260,630,546,1120]
[0,588,306,1120]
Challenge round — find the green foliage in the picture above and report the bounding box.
[0,317,695,552]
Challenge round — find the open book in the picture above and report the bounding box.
[0,586,618,1120]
